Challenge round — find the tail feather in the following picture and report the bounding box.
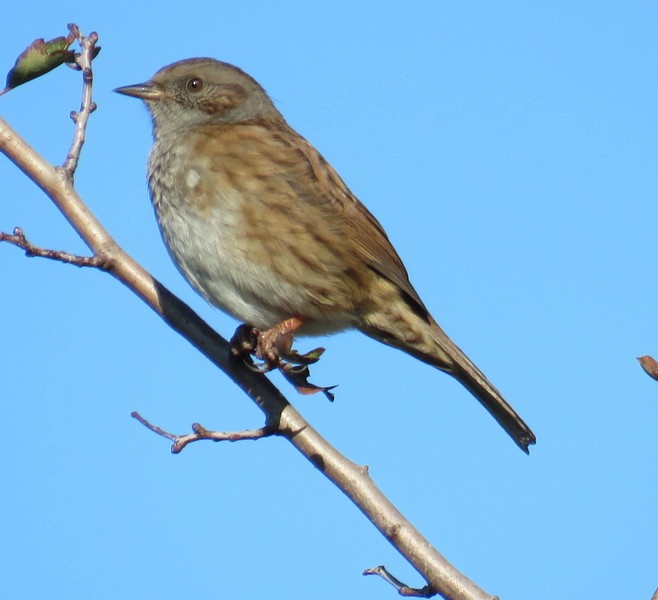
[427,320,536,453]
[358,308,536,452]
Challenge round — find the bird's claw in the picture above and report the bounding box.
[244,358,277,374]
[280,345,325,365]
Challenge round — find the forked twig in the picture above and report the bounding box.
[61,23,99,178]
[0,227,107,268]
[131,411,276,454]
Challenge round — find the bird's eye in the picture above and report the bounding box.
[186,78,204,93]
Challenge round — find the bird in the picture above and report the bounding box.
[115,58,536,452]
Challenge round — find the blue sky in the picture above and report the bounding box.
[1,3,657,599]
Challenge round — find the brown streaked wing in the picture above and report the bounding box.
[270,122,430,318]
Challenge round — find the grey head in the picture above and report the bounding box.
[114,58,282,137]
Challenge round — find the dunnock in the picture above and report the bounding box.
[115,58,535,452]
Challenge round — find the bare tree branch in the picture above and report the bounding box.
[0,26,498,600]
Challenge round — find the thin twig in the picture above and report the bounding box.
[0,227,106,268]
[364,565,437,598]
[60,24,98,179]
[131,411,276,454]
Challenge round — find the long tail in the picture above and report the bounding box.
[359,311,536,452]
[426,319,536,453]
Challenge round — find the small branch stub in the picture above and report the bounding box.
[131,411,276,454]
[363,565,437,598]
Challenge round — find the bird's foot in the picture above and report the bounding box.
[230,318,322,371]
[229,324,274,373]
[229,319,336,400]
[229,324,260,359]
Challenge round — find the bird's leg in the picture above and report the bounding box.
[230,318,325,373]
[255,316,304,367]
[256,316,326,367]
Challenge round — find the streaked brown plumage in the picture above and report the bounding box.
[115,58,536,452]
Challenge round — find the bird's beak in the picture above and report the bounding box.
[114,81,164,101]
